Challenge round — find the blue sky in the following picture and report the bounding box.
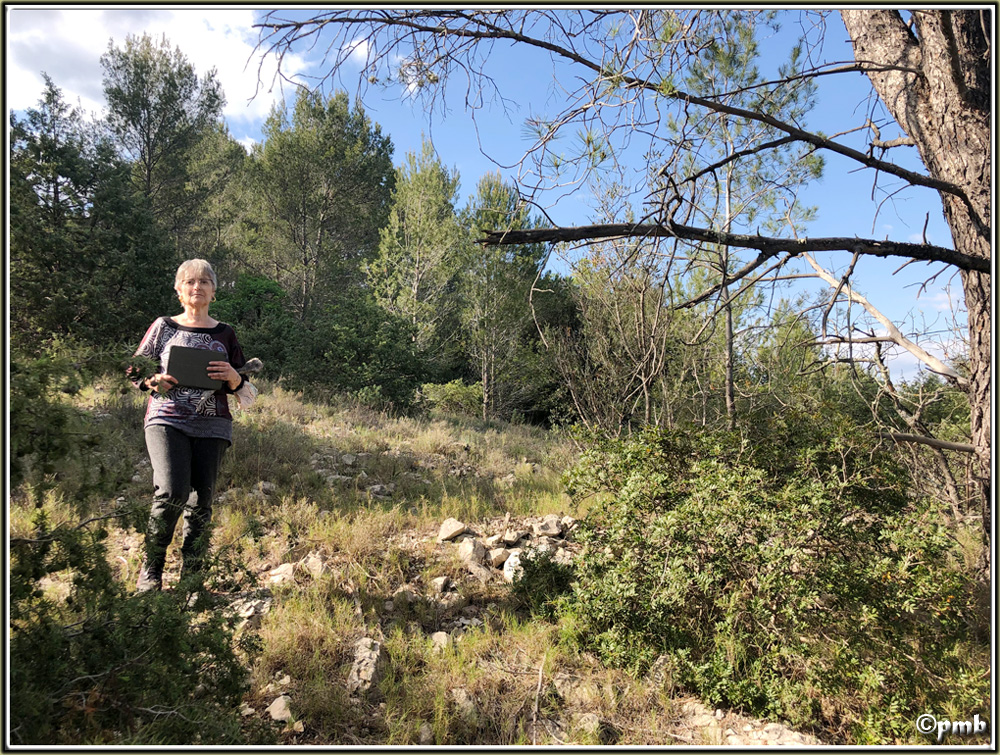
[6,5,966,378]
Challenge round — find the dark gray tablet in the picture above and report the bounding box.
[166,346,224,390]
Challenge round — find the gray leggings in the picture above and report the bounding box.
[138,425,228,589]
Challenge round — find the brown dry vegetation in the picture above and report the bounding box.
[9,380,989,746]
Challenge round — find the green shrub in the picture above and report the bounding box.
[557,415,987,741]
[510,547,576,619]
[9,510,250,745]
[420,380,483,417]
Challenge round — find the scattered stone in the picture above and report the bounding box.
[266,695,292,722]
[466,562,494,583]
[576,712,619,744]
[431,576,451,594]
[430,631,452,652]
[418,722,434,745]
[341,453,357,466]
[300,552,326,579]
[456,538,486,564]
[367,483,393,499]
[347,638,388,695]
[393,586,418,605]
[503,551,523,583]
[437,518,467,543]
[240,705,255,717]
[502,528,529,546]
[532,514,563,537]
[268,563,296,584]
[488,547,510,567]
[450,688,477,722]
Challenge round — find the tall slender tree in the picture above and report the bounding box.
[101,32,224,248]
[250,88,394,319]
[459,173,547,420]
[366,137,465,371]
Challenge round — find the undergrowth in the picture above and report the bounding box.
[9,373,989,745]
[552,417,991,743]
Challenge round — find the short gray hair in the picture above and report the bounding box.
[175,259,217,289]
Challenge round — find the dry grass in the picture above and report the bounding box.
[19,375,984,746]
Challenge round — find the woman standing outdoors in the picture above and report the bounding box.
[128,259,246,593]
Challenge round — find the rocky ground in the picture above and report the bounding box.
[167,510,825,747]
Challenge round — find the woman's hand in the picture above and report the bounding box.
[147,373,178,395]
[208,361,241,391]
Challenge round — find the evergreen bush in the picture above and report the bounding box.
[557,415,987,741]
[10,509,251,744]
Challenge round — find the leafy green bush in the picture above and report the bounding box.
[510,547,576,619]
[9,510,251,745]
[558,416,986,742]
[420,379,483,417]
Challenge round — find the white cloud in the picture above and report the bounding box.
[343,38,370,68]
[6,7,310,127]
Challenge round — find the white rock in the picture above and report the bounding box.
[431,631,451,651]
[431,576,451,594]
[467,562,494,583]
[437,518,467,542]
[266,695,292,722]
[268,563,296,584]
[503,552,523,583]
[347,638,388,694]
[502,529,528,546]
[457,538,486,564]
[488,547,510,567]
[450,688,477,721]
[419,722,434,745]
[300,552,326,579]
[533,514,563,537]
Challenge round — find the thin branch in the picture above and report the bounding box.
[802,253,968,386]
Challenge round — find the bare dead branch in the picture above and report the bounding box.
[477,222,988,273]
[880,432,975,454]
[802,253,968,386]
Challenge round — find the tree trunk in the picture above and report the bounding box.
[841,9,992,573]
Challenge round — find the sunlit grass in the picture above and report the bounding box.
[11,373,987,746]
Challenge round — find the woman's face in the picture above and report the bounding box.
[176,270,216,308]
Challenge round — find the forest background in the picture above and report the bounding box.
[6,5,994,747]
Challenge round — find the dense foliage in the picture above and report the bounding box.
[555,419,986,742]
[10,510,252,745]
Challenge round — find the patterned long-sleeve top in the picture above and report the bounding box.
[128,317,247,443]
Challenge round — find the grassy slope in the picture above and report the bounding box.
[10,380,989,746]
